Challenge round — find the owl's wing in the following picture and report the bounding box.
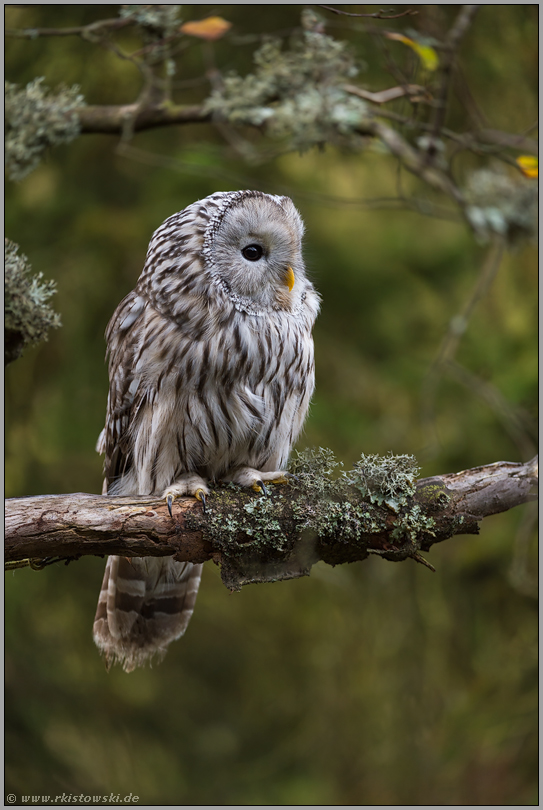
[98,291,147,490]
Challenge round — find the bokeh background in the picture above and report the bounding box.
[5,5,538,805]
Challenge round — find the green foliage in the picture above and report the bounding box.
[5,78,84,181]
[4,239,61,363]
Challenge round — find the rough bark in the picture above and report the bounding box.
[5,457,537,590]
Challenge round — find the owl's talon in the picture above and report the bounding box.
[255,479,269,497]
[167,494,174,519]
[195,489,207,514]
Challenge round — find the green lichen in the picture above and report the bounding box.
[119,4,182,36]
[288,446,341,498]
[5,239,61,365]
[5,78,85,181]
[415,480,451,510]
[186,482,303,591]
[346,452,420,511]
[390,504,436,543]
[204,21,369,152]
[188,484,293,555]
[464,168,538,246]
[187,449,447,589]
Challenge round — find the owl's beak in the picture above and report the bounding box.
[284,266,295,292]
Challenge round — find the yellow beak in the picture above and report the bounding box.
[285,266,295,292]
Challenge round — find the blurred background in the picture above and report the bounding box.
[5,5,538,805]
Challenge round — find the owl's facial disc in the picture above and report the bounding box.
[210,195,304,310]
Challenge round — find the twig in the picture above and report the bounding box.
[318,5,418,20]
[420,237,506,459]
[6,17,134,39]
[446,361,537,461]
[344,83,429,105]
[427,5,481,154]
[363,119,466,207]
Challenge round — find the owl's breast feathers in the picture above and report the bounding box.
[103,282,316,493]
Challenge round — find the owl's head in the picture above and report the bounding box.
[202,191,307,314]
[141,190,316,320]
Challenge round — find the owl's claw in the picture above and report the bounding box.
[195,489,207,514]
[167,490,206,517]
[163,475,210,519]
[252,479,269,497]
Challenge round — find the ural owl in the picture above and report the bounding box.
[93,190,320,671]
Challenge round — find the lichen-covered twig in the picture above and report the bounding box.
[4,240,62,366]
[318,5,418,20]
[5,79,85,181]
[5,454,537,591]
[5,16,135,39]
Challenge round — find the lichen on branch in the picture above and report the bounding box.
[5,239,61,365]
[204,27,370,151]
[5,78,85,181]
[464,168,538,246]
[119,4,183,35]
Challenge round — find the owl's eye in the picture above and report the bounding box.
[241,244,264,261]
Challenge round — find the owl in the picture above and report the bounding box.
[93,190,320,672]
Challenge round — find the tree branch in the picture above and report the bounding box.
[5,457,537,591]
[363,119,466,206]
[317,5,418,20]
[6,17,135,39]
[428,5,480,151]
[77,103,211,135]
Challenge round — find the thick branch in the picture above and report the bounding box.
[5,457,537,590]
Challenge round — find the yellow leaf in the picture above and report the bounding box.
[180,16,232,41]
[385,32,439,72]
[516,155,538,179]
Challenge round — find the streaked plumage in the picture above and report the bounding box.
[93,190,319,671]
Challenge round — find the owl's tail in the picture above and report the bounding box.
[93,555,203,672]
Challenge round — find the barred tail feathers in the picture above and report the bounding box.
[93,555,203,672]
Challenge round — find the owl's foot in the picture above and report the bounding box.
[223,468,297,497]
[162,474,209,517]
